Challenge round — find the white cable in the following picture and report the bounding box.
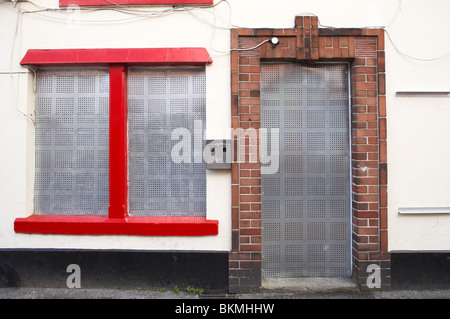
[384,29,450,62]
[230,39,270,52]
[3,0,449,61]
[302,5,450,63]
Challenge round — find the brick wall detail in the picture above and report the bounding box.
[229,16,389,293]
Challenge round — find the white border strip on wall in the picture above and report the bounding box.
[398,207,450,215]
[396,91,450,97]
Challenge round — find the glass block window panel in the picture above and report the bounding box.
[261,63,350,278]
[127,67,206,217]
[34,68,110,215]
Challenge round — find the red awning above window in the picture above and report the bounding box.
[59,0,213,8]
[20,48,213,67]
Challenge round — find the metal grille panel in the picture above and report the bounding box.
[127,67,206,217]
[34,68,110,215]
[261,63,351,278]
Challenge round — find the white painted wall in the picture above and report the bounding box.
[1,0,449,251]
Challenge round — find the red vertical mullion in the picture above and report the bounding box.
[108,65,128,219]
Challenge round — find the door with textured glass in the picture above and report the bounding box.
[261,63,351,278]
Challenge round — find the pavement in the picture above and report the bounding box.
[1,286,450,299]
[1,275,449,299]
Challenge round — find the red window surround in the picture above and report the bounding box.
[59,0,213,8]
[15,47,218,237]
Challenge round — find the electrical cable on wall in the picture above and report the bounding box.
[383,29,450,62]
[231,37,279,52]
[2,0,449,73]
[4,0,448,61]
[1,0,449,125]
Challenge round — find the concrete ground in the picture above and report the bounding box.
[241,289,450,299]
[1,277,450,299]
[1,287,450,299]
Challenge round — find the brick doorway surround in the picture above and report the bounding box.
[229,16,389,293]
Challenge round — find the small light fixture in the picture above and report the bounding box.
[270,37,279,48]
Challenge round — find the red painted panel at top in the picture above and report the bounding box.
[20,48,213,67]
[60,0,213,7]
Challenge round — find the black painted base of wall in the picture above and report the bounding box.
[2,250,448,292]
[391,252,450,290]
[0,250,228,292]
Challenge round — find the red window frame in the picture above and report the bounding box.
[59,0,213,7]
[15,48,218,236]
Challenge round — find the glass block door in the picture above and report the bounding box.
[261,63,351,278]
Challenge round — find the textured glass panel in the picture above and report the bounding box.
[127,67,206,217]
[34,68,110,215]
[261,63,350,278]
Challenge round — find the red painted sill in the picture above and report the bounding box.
[59,0,213,8]
[14,215,219,236]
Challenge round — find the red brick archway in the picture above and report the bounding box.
[229,16,389,293]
